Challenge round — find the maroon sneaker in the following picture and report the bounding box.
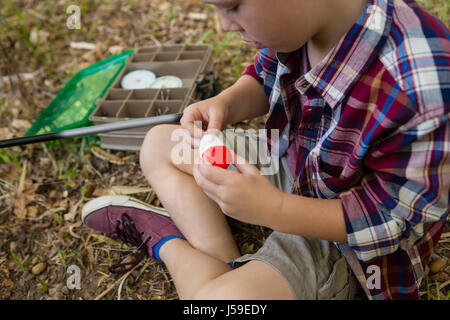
[82,195,184,273]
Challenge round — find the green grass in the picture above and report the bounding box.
[0,148,20,168]
[69,249,86,270]
[56,248,67,268]
[166,4,177,22]
[50,211,64,226]
[36,276,49,293]
[417,0,449,25]
[9,250,25,272]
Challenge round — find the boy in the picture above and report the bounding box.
[82,0,449,299]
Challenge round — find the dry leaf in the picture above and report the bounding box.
[0,162,19,181]
[188,12,207,20]
[11,119,31,132]
[9,183,39,221]
[0,128,13,140]
[111,186,152,195]
[70,42,97,50]
[29,27,50,45]
[108,45,124,55]
[64,199,82,221]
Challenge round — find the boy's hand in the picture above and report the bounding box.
[193,150,284,228]
[180,96,229,148]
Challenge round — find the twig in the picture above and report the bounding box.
[18,160,27,193]
[150,34,162,47]
[135,260,151,283]
[439,279,450,291]
[117,274,127,300]
[440,232,450,239]
[94,261,142,300]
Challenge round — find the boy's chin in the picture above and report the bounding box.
[267,43,303,53]
[273,47,302,53]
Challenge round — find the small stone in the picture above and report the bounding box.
[61,286,69,295]
[9,241,17,251]
[31,257,39,265]
[49,189,58,199]
[83,182,96,198]
[430,258,447,273]
[31,262,47,275]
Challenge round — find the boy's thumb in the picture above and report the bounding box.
[207,110,224,132]
[231,151,258,174]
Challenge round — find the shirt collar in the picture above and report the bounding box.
[295,0,393,108]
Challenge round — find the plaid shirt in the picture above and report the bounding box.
[242,0,449,300]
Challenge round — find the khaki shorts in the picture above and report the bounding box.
[222,128,359,300]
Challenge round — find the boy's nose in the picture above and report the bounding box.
[219,13,243,32]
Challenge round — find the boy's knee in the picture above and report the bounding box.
[139,124,173,176]
[193,282,237,300]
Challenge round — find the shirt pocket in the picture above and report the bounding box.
[297,105,324,131]
[310,152,344,198]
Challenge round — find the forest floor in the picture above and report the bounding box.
[0,0,448,300]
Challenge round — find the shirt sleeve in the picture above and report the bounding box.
[339,114,450,263]
[241,49,266,86]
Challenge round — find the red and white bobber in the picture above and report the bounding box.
[198,133,231,169]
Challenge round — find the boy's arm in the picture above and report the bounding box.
[271,115,449,260]
[275,195,348,243]
[218,74,270,126]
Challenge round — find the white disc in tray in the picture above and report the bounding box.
[121,70,157,89]
[150,76,183,89]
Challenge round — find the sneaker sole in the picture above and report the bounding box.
[82,195,170,223]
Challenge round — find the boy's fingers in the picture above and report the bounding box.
[230,150,259,174]
[181,128,201,148]
[193,162,221,195]
[180,113,205,139]
[199,157,238,185]
[206,109,224,133]
[203,189,222,206]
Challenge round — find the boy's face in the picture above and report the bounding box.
[203,0,321,53]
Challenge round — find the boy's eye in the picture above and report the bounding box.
[226,5,239,14]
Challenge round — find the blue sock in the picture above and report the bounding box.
[227,261,233,268]
[153,235,185,262]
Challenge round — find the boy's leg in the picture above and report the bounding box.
[159,238,295,299]
[140,124,240,263]
[139,125,356,300]
[139,124,294,299]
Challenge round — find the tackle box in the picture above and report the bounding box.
[89,44,215,151]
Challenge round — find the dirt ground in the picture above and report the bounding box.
[0,0,449,300]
